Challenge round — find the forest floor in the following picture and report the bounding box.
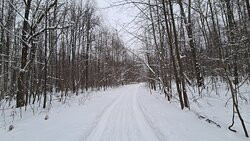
[0,83,249,141]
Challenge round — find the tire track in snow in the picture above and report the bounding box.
[132,85,160,141]
[82,90,126,141]
[83,84,160,141]
[136,91,168,141]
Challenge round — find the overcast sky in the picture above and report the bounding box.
[95,0,141,50]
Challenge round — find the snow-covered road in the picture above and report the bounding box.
[85,84,158,141]
[0,84,248,141]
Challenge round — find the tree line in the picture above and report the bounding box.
[114,0,249,137]
[0,0,249,138]
[0,0,140,109]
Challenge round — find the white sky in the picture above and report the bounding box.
[95,0,142,50]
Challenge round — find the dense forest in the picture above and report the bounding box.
[0,0,249,138]
[122,0,250,137]
[0,0,141,109]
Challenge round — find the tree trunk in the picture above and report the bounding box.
[162,0,184,109]
[16,0,32,108]
[169,0,189,108]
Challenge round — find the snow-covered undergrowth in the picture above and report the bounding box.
[0,82,249,141]
[0,86,122,138]
[189,79,250,137]
[163,78,250,139]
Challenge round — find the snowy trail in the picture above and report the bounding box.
[1,83,248,141]
[85,84,159,141]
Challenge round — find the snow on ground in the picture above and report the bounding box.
[187,80,250,138]
[0,83,249,141]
